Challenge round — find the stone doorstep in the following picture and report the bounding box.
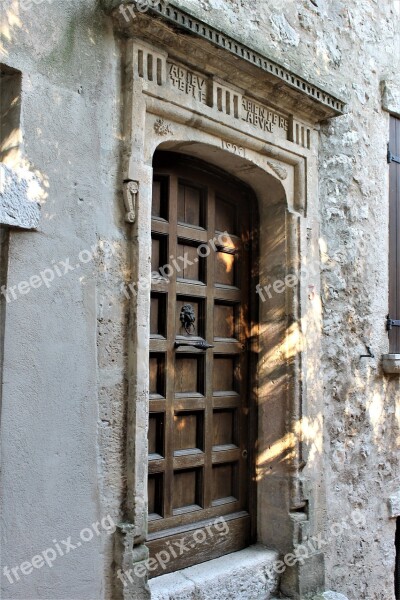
[148,543,280,600]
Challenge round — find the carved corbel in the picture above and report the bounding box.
[123,180,138,223]
[267,160,288,180]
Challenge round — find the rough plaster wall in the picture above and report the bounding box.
[1,0,400,599]
[0,1,123,598]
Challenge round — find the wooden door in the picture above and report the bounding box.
[147,152,258,576]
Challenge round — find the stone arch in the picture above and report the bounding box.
[119,121,323,599]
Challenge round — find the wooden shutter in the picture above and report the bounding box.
[389,117,400,352]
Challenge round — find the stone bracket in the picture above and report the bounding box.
[123,179,139,223]
[382,354,400,375]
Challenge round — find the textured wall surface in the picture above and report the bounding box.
[0,2,123,598]
[1,0,399,599]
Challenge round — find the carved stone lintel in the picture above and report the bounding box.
[123,180,138,223]
[154,118,173,136]
[267,160,288,180]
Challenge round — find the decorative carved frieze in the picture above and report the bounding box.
[112,2,346,122]
[124,24,315,152]
[267,161,288,180]
[154,118,173,136]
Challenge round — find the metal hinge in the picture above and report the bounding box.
[388,144,400,164]
[387,315,400,331]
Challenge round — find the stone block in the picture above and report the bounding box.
[0,164,41,229]
[281,552,325,599]
[388,489,400,518]
[148,544,279,600]
[382,79,400,117]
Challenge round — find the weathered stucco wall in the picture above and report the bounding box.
[1,2,124,598]
[1,0,399,599]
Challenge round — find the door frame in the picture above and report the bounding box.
[146,152,260,574]
[114,34,327,600]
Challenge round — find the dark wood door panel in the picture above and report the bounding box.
[146,513,251,576]
[147,152,258,577]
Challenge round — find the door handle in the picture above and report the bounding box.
[174,340,215,350]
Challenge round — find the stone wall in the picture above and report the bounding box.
[1,2,123,598]
[1,0,399,599]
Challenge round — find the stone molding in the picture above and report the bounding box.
[0,164,41,229]
[111,2,345,123]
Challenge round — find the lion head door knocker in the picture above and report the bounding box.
[180,304,196,335]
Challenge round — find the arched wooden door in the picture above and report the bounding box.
[147,151,258,576]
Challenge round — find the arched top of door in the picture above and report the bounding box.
[153,143,288,214]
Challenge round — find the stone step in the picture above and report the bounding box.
[149,544,280,600]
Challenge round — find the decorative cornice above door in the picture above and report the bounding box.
[110,1,345,123]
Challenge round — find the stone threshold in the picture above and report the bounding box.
[148,544,280,600]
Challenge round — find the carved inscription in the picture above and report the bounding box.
[169,64,207,104]
[242,99,288,133]
[166,62,295,143]
[221,140,245,157]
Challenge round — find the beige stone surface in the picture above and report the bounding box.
[149,545,280,600]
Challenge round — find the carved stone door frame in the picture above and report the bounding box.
[111,5,344,598]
